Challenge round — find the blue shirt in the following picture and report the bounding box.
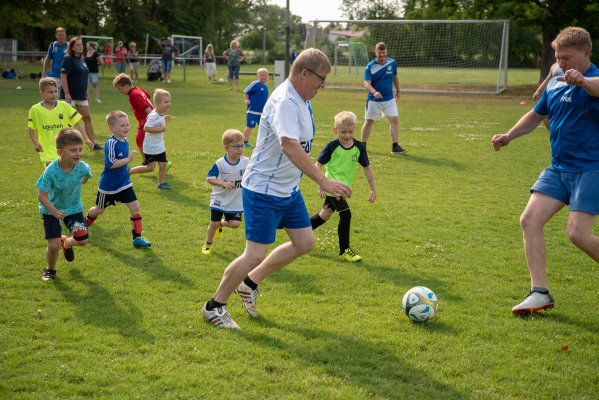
[99,136,133,194]
[36,159,92,216]
[534,63,599,172]
[243,81,269,114]
[364,57,397,102]
[46,41,67,78]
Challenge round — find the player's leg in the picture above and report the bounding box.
[86,191,109,226]
[129,161,156,175]
[310,203,333,230]
[567,211,599,261]
[75,103,97,145]
[388,116,399,144]
[126,198,151,247]
[135,129,146,163]
[361,119,375,143]
[565,170,599,262]
[243,126,252,143]
[157,161,168,186]
[42,214,61,280]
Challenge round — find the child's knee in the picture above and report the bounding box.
[228,220,241,229]
[146,162,156,171]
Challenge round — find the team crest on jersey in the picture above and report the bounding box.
[352,155,357,161]
[59,114,63,119]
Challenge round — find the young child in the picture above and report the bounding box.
[28,77,93,166]
[242,68,269,148]
[129,88,172,189]
[310,111,376,262]
[113,73,153,162]
[85,111,151,248]
[36,128,92,281]
[202,129,249,255]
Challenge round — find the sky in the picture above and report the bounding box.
[269,0,345,23]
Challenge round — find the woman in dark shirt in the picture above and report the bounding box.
[62,37,100,149]
[85,41,103,103]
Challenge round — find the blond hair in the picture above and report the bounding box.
[552,27,592,51]
[153,88,171,104]
[106,110,128,127]
[113,73,132,88]
[39,77,58,91]
[87,41,98,50]
[290,48,331,77]
[222,129,244,145]
[230,40,238,48]
[257,67,268,75]
[334,111,357,128]
[56,128,83,149]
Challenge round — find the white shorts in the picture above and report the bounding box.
[205,62,216,76]
[52,77,62,91]
[365,99,398,120]
[70,99,89,107]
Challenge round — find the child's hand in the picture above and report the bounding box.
[34,142,43,152]
[245,99,251,105]
[129,150,138,161]
[318,187,327,198]
[165,115,171,122]
[368,191,376,203]
[53,210,66,220]
[223,181,235,190]
[86,139,94,152]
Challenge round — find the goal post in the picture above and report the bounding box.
[305,20,509,94]
[171,35,203,83]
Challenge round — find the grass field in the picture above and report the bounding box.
[0,65,597,399]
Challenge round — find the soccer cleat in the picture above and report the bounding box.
[512,291,555,315]
[215,226,223,239]
[202,302,240,329]
[201,244,212,255]
[244,142,254,149]
[157,183,172,189]
[41,268,56,281]
[339,248,362,262]
[166,161,173,170]
[391,144,407,155]
[133,236,152,248]
[93,143,104,151]
[61,235,74,262]
[235,281,260,317]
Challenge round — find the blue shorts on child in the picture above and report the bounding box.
[43,212,88,240]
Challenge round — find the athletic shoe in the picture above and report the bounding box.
[157,183,172,190]
[235,281,260,317]
[201,244,212,255]
[391,144,407,155]
[93,143,104,151]
[339,248,362,262]
[202,302,240,329]
[61,235,74,262]
[41,268,56,281]
[512,291,555,315]
[133,236,152,248]
[166,161,173,170]
[215,226,223,239]
[244,142,254,149]
[96,99,102,103]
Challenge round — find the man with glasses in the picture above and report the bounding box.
[202,48,352,329]
[361,42,406,154]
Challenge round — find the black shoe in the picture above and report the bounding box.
[391,144,407,154]
[42,268,56,281]
[93,143,103,151]
[61,235,74,262]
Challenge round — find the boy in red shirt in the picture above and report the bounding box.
[113,73,153,162]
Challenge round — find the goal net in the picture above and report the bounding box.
[305,20,509,94]
[171,35,203,65]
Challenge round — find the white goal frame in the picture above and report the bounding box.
[305,19,509,95]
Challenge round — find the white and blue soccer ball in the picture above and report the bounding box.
[402,286,438,322]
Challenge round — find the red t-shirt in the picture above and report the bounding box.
[128,87,154,128]
[115,47,127,63]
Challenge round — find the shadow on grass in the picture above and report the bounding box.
[55,269,154,342]
[131,173,206,209]
[89,224,195,288]
[238,318,463,399]
[517,311,599,334]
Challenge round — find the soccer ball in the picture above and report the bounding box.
[218,78,224,83]
[402,286,438,322]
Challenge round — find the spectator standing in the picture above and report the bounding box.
[161,37,179,84]
[85,41,103,103]
[223,40,245,91]
[42,27,68,96]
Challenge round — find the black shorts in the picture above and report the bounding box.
[96,187,137,208]
[322,196,350,213]
[210,209,242,222]
[42,212,88,241]
[143,152,168,165]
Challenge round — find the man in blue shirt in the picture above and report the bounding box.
[361,42,406,154]
[492,27,599,316]
[42,27,67,97]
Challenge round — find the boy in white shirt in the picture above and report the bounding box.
[129,88,172,189]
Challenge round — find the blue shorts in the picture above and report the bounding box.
[246,113,261,128]
[228,65,240,80]
[42,212,88,241]
[162,60,173,73]
[243,188,311,244]
[531,167,599,215]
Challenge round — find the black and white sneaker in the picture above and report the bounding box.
[391,144,407,154]
[42,268,56,281]
[512,290,554,315]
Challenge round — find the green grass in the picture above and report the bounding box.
[0,66,597,399]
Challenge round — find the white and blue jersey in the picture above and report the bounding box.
[36,159,92,216]
[207,155,249,213]
[242,79,315,197]
[98,136,133,194]
[243,80,269,115]
[364,57,397,102]
[534,63,599,172]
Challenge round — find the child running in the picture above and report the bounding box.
[85,111,151,248]
[202,129,249,255]
[129,88,173,189]
[310,111,376,262]
[36,128,92,281]
[242,68,269,148]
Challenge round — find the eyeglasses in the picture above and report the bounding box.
[306,68,326,85]
[227,145,244,150]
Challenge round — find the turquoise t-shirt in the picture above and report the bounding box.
[36,159,92,215]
